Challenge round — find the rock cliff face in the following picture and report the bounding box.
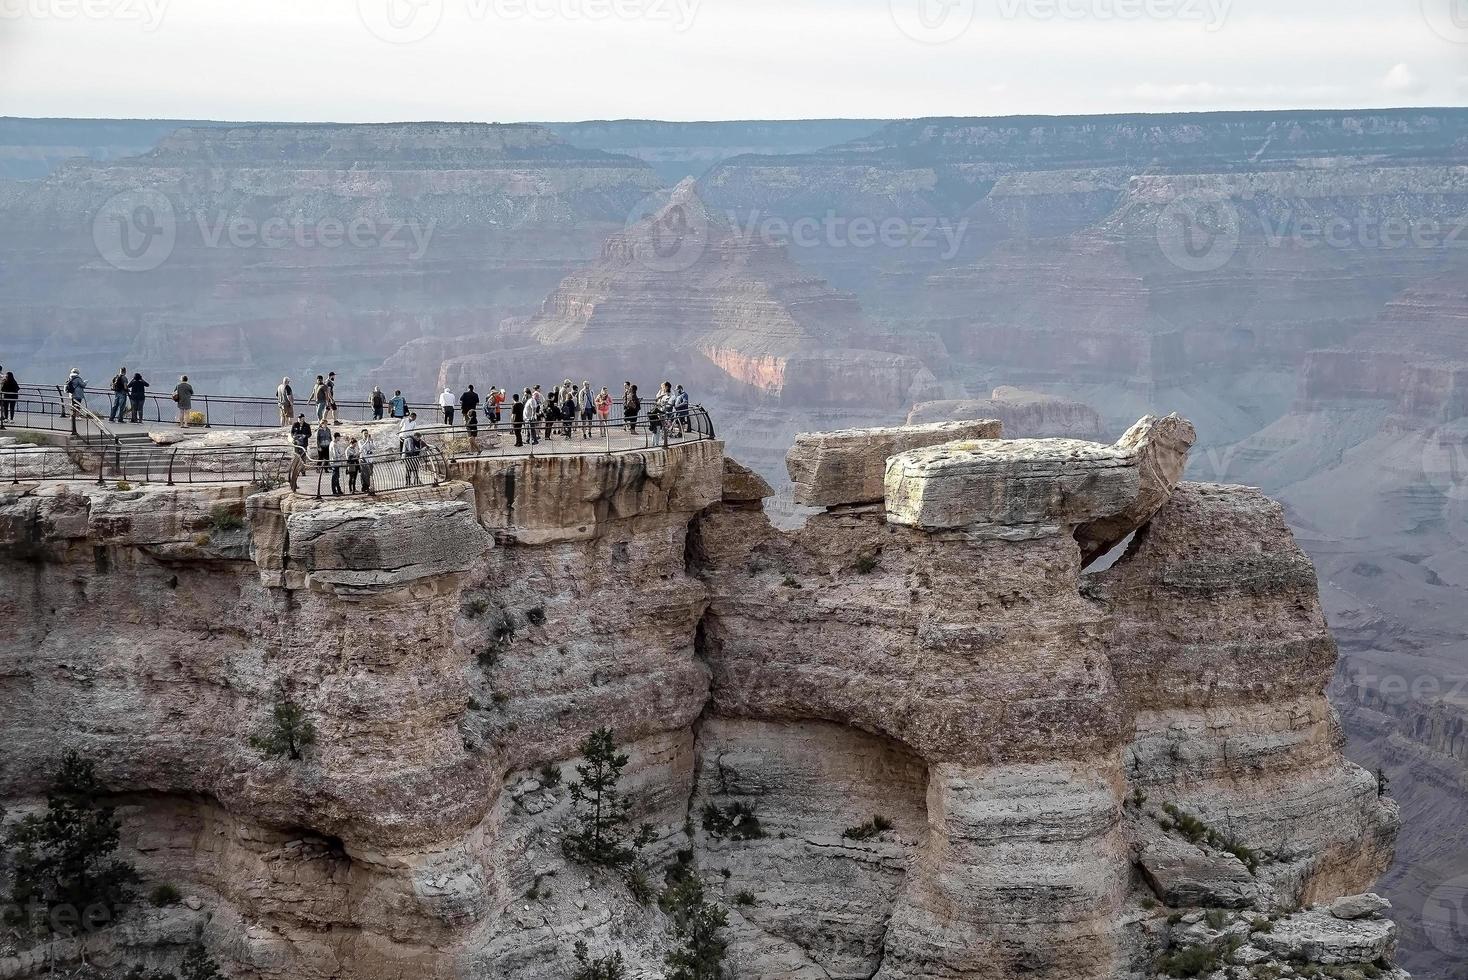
[0,419,1402,979]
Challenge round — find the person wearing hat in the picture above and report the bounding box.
[65,368,88,413]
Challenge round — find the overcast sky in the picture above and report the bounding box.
[1,0,1465,121]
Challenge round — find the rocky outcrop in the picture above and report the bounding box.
[786,418,1002,508]
[0,419,1404,980]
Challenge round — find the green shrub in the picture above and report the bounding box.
[842,815,894,841]
[149,883,182,907]
[853,553,878,575]
[572,940,627,980]
[208,504,243,532]
[1205,908,1228,930]
[463,596,489,619]
[734,890,756,907]
[624,866,654,906]
[1157,944,1220,977]
[702,802,766,841]
[780,575,802,589]
[526,606,546,626]
[539,763,563,788]
[115,480,133,491]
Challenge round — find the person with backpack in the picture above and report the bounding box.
[108,366,129,423]
[623,383,641,433]
[65,369,88,413]
[276,377,294,426]
[371,386,386,420]
[1,371,18,423]
[389,390,408,419]
[127,373,150,423]
[561,386,577,438]
[172,375,194,427]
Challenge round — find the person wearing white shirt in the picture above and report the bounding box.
[358,430,376,494]
[329,432,348,496]
[439,387,456,426]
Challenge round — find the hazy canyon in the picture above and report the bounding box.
[2,108,1468,976]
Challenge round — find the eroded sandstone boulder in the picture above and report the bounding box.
[284,496,491,594]
[1255,906,1398,965]
[884,414,1194,544]
[786,419,1002,508]
[884,436,1143,537]
[721,457,773,505]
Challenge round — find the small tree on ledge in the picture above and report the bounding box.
[562,728,654,868]
[250,701,316,761]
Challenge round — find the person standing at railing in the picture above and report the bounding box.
[311,376,328,422]
[561,387,576,439]
[0,372,17,422]
[580,380,595,437]
[329,431,347,496]
[439,387,456,426]
[315,419,332,465]
[403,430,423,486]
[523,388,542,446]
[108,367,129,423]
[595,386,612,434]
[276,377,294,426]
[358,430,376,494]
[623,383,641,433]
[65,369,88,413]
[674,384,691,438]
[489,387,505,429]
[389,390,408,419]
[172,376,194,427]
[371,386,386,421]
[290,415,312,458]
[510,392,525,447]
[128,373,150,423]
[460,384,479,422]
[347,437,361,494]
[325,372,340,424]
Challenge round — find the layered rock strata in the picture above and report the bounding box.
[0,419,1401,979]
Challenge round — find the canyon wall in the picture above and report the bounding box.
[0,419,1403,979]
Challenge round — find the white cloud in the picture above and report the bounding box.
[1381,63,1427,96]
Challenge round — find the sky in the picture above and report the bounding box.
[0,0,1465,121]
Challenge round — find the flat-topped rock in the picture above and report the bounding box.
[787,419,1003,508]
[1255,906,1398,965]
[884,414,1195,542]
[723,457,774,504]
[884,436,1140,538]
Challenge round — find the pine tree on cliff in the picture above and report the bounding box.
[562,728,655,868]
[250,701,316,761]
[6,750,138,932]
[662,874,729,980]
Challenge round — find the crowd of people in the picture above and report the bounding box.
[272,374,697,496]
[0,364,697,496]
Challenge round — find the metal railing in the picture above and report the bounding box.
[2,438,446,498]
[12,382,423,430]
[407,403,717,460]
